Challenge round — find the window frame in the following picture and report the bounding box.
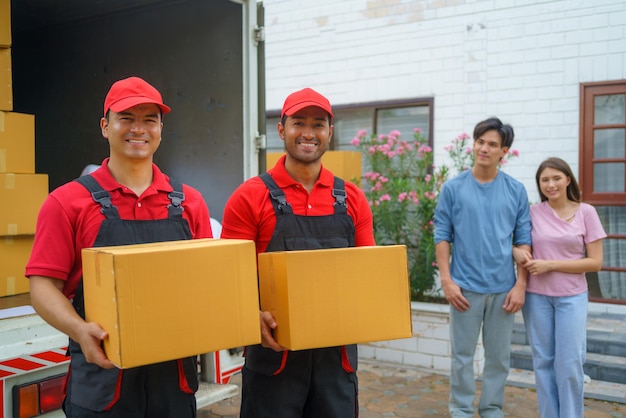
[580,80,626,305]
[579,80,626,206]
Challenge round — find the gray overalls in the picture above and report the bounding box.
[64,175,198,418]
[240,172,359,418]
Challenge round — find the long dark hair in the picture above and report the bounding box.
[535,157,580,202]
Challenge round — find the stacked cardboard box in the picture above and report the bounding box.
[0,0,50,297]
[266,150,362,184]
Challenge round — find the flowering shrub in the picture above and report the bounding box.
[351,128,448,300]
[351,129,519,300]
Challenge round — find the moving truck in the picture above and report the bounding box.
[1,0,265,415]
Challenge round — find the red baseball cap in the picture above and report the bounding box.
[103,76,171,116]
[281,88,334,119]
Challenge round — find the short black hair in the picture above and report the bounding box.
[473,117,514,149]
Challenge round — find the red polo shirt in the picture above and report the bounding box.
[25,158,213,299]
[221,155,375,253]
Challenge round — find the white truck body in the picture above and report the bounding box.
[2,0,264,415]
[0,306,243,417]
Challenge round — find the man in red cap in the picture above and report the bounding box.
[221,88,375,417]
[26,76,213,417]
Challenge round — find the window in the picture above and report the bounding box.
[580,80,626,303]
[265,98,433,153]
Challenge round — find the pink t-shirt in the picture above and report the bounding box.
[526,201,607,297]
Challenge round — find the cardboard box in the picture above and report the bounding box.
[0,235,33,297]
[82,238,261,369]
[0,173,49,236]
[258,245,412,350]
[0,0,9,47]
[267,150,362,182]
[0,48,11,111]
[0,111,36,173]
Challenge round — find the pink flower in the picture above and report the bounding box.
[364,171,380,181]
[357,129,368,137]
[350,137,360,146]
[511,149,520,157]
[465,147,472,154]
[380,194,391,202]
[398,192,408,202]
[413,128,422,134]
[389,129,401,138]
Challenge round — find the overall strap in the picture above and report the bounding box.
[260,172,293,215]
[332,177,348,215]
[75,175,120,220]
[75,175,186,220]
[167,177,186,219]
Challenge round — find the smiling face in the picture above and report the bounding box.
[538,166,571,203]
[101,103,163,163]
[472,129,508,170]
[278,106,333,165]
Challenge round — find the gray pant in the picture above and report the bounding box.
[449,290,514,418]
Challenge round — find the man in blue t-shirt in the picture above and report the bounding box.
[434,117,531,418]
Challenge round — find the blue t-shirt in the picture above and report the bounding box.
[434,170,531,293]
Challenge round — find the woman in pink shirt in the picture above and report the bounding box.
[514,157,606,418]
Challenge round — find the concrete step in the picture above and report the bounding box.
[512,311,626,358]
[510,343,626,385]
[507,368,626,404]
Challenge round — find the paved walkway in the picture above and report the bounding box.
[199,360,626,418]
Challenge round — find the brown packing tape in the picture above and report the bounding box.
[4,172,14,188]
[0,48,11,111]
[0,149,5,171]
[0,0,10,47]
[5,276,15,294]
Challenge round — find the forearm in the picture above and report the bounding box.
[514,244,530,289]
[435,241,452,284]
[29,276,86,341]
[538,258,602,274]
[533,240,603,275]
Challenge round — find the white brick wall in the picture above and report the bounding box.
[359,302,484,374]
[262,0,626,198]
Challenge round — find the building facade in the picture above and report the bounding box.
[262,0,626,303]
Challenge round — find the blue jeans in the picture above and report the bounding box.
[449,290,514,418]
[522,292,587,418]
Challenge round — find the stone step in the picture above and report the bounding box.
[506,368,626,404]
[512,312,626,358]
[510,343,626,385]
